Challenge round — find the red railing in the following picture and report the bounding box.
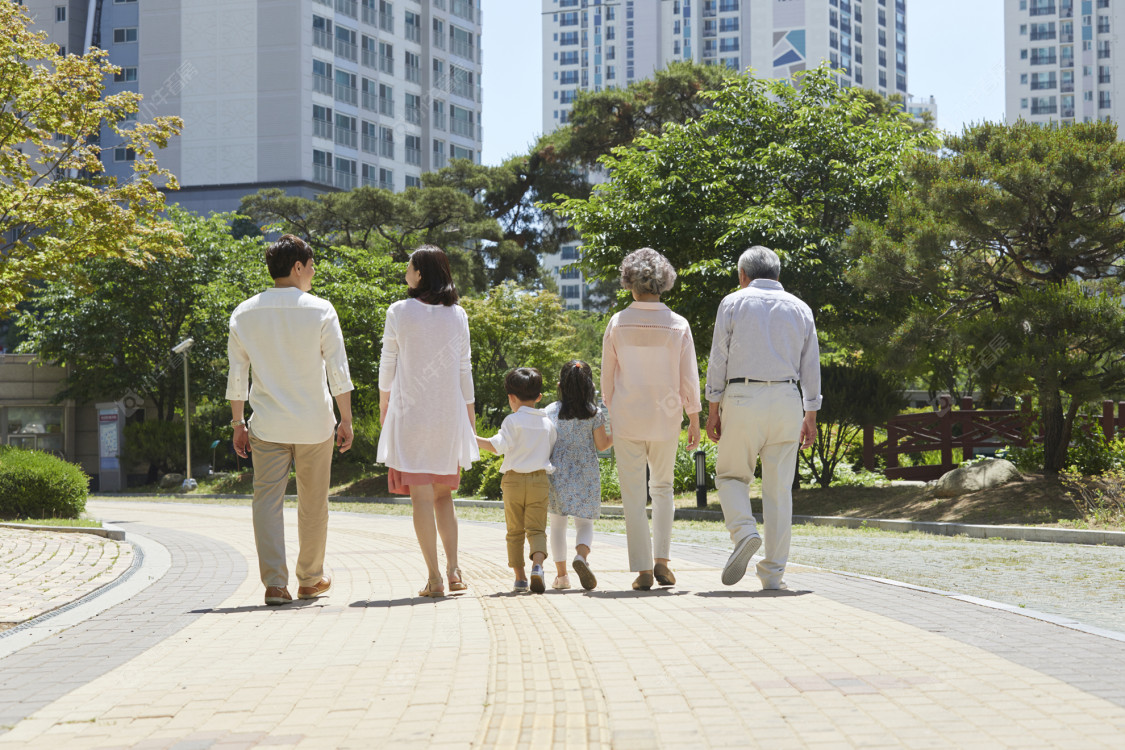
[862,398,1125,481]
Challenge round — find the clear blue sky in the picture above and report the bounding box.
[480,0,1006,166]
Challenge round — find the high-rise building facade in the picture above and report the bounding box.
[541,0,908,309]
[21,0,483,214]
[1005,0,1122,128]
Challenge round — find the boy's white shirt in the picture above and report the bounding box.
[488,406,557,474]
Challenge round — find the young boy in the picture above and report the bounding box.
[477,367,557,594]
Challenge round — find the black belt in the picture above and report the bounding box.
[727,377,797,385]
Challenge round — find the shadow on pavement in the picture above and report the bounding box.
[349,594,466,608]
[191,600,325,614]
[695,589,810,598]
[581,589,692,599]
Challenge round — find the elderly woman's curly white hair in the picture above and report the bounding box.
[619,248,677,296]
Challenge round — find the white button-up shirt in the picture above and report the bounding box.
[488,406,557,474]
[705,279,822,411]
[226,287,354,444]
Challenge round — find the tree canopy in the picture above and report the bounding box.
[549,64,938,345]
[0,2,184,312]
[847,120,1125,473]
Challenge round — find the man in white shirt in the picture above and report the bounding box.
[705,246,821,590]
[227,234,355,606]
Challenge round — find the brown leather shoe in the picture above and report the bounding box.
[654,563,676,586]
[264,586,292,606]
[632,572,654,591]
[297,577,332,600]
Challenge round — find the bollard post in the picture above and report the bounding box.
[695,449,708,508]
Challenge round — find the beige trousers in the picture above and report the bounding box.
[249,431,334,588]
[615,437,678,572]
[501,469,550,569]
[714,382,803,588]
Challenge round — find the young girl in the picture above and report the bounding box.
[544,360,613,590]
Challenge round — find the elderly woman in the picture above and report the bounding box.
[377,245,479,597]
[601,248,701,590]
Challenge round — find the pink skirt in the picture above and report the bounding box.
[388,468,461,495]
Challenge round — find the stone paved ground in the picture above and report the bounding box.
[0,499,1124,749]
[0,528,132,630]
[670,524,1125,634]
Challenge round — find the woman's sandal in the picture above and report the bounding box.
[418,578,445,598]
[447,568,468,592]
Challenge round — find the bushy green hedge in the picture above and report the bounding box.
[0,447,88,519]
[460,451,503,499]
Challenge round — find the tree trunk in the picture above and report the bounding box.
[1040,382,1069,475]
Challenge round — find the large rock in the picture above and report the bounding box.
[158,473,184,489]
[929,459,1023,498]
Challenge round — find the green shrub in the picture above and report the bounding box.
[599,454,621,502]
[337,415,380,467]
[672,435,717,493]
[478,457,504,499]
[0,447,88,519]
[461,451,502,496]
[121,420,215,482]
[1065,421,1125,476]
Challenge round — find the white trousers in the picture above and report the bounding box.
[549,512,594,561]
[614,437,678,572]
[714,382,803,588]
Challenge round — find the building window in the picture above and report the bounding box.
[55,5,66,22]
[405,175,422,189]
[313,105,333,140]
[114,147,135,162]
[4,407,65,455]
[114,67,138,83]
[560,31,579,45]
[113,27,138,44]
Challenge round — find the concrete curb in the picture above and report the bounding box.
[0,522,125,541]
[92,493,1125,547]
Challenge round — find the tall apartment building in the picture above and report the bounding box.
[21,0,483,215]
[1005,0,1121,128]
[541,0,908,310]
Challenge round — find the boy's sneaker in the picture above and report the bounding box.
[572,556,597,591]
[529,565,546,594]
[512,579,529,594]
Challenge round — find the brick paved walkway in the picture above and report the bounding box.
[0,500,1123,749]
[0,528,132,631]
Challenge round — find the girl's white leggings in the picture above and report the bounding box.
[549,512,594,561]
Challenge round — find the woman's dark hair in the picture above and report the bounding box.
[407,245,458,306]
[505,367,542,402]
[557,360,598,420]
[265,234,313,279]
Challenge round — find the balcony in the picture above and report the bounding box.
[313,74,332,95]
[335,126,357,148]
[451,81,474,100]
[1031,103,1058,115]
[432,150,447,168]
[1030,30,1056,41]
[452,39,474,60]
[380,12,394,32]
[406,146,421,165]
[1029,4,1056,17]
[432,110,446,130]
[451,117,473,138]
[406,104,421,123]
[335,83,357,105]
[380,55,394,74]
[1061,107,1076,117]
[313,29,332,50]
[1060,54,1075,68]
[362,91,377,111]
[379,179,394,192]
[380,140,394,158]
[1100,73,1112,83]
[362,6,377,24]
[336,0,358,17]
[335,169,357,190]
[379,97,394,117]
[1099,47,1111,59]
[406,24,421,42]
[1030,53,1057,65]
[1062,80,1075,92]
[1098,21,1110,34]
[450,0,474,22]
[1030,79,1057,90]
[362,48,377,68]
[362,134,377,153]
[336,39,358,61]
[313,118,332,139]
[1060,31,1074,42]
[405,65,421,83]
[313,163,333,185]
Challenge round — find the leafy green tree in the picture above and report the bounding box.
[550,64,938,347]
[847,121,1125,473]
[462,282,575,426]
[16,208,264,420]
[799,364,905,487]
[0,2,184,312]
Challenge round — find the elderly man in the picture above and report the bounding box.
[227,234,355,606]
[705,246,821,590]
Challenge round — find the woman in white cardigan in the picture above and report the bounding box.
[377,245,479,597]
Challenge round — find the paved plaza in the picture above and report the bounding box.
[0,500,1124,749]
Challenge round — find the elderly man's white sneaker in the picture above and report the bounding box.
[721,534,762,586]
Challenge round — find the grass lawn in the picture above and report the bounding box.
[1,516,103,528]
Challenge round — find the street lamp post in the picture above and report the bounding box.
[172,338,195,492]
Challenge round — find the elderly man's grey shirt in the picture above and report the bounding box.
[705,279,822,411]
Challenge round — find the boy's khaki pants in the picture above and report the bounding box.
[501,469,550,569]
[249,432,334,588]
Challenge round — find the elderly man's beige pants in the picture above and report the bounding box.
[714,382,803,588]
[249,432,334,588]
